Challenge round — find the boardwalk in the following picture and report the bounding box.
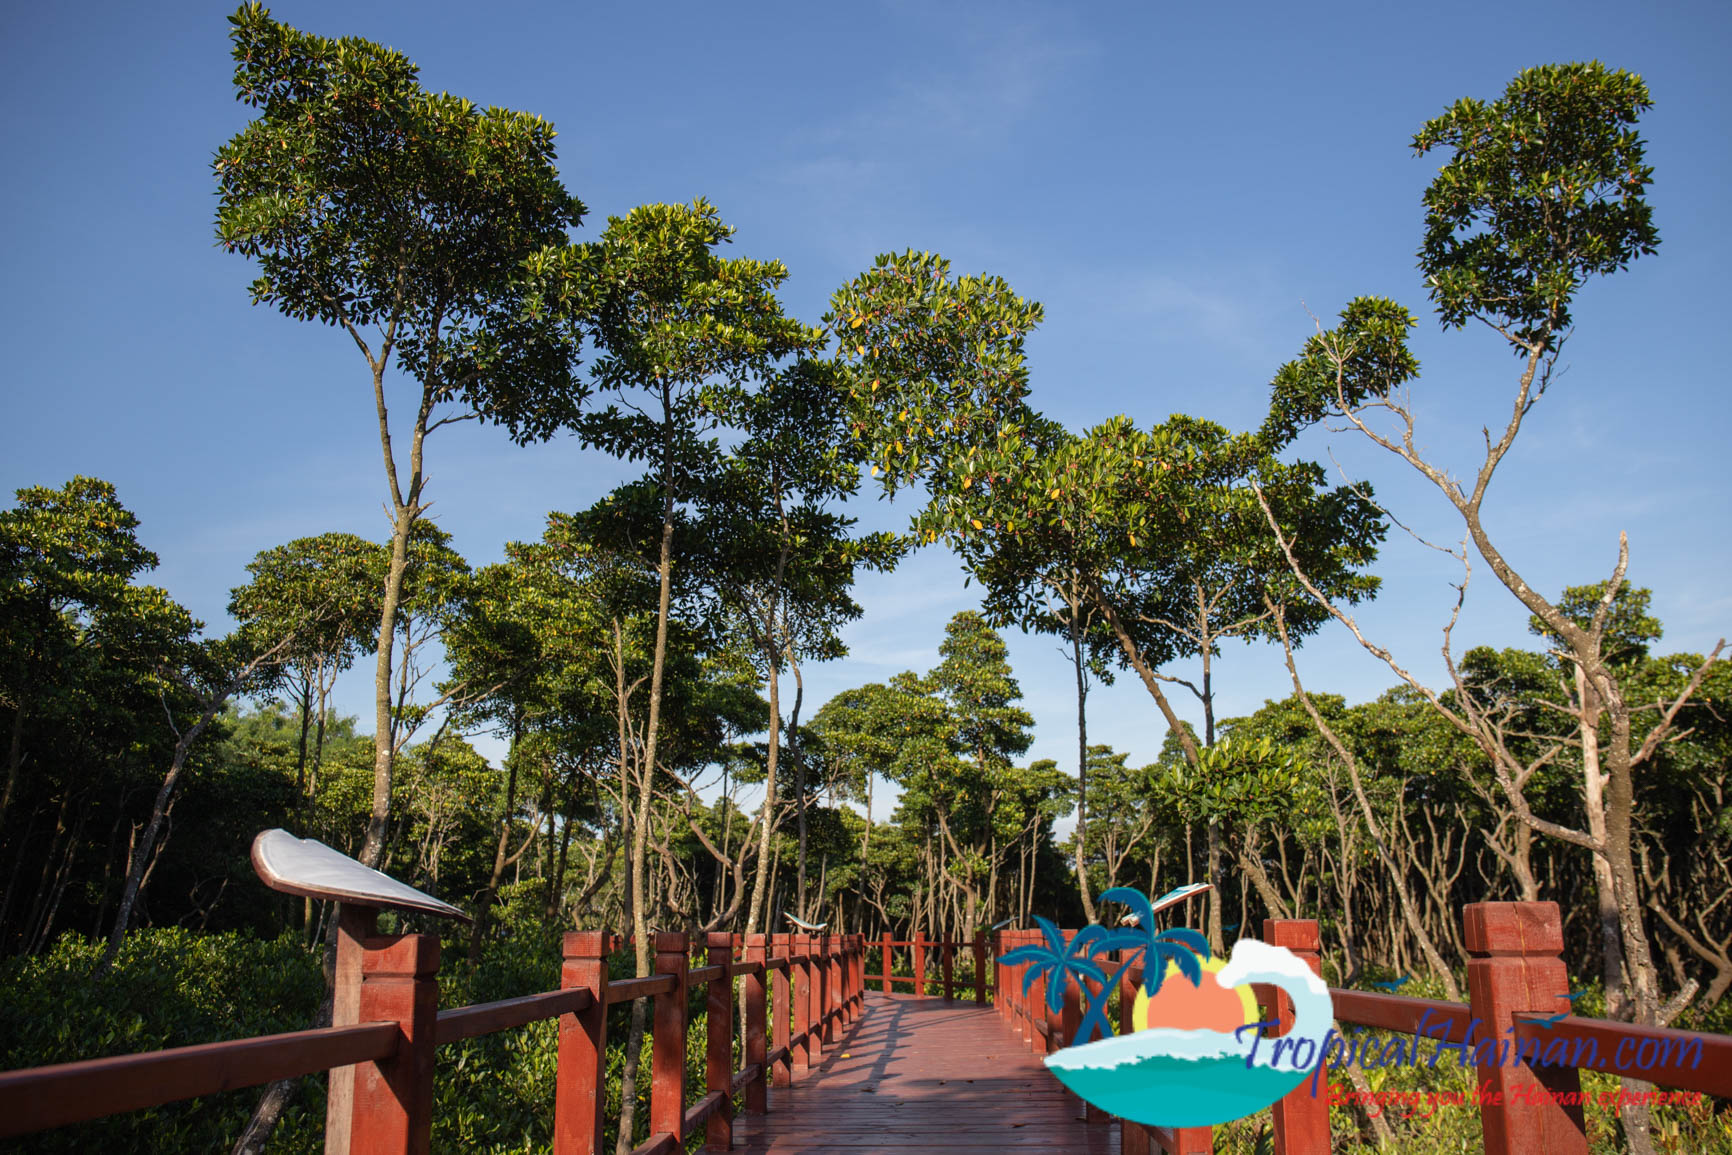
[731,993,1117,1154]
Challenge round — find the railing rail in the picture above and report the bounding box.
[993,902,1731,1155]
[864,932,991,1003]
[0,928,867,1155]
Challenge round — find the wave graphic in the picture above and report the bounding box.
[1043,940,1332,1128]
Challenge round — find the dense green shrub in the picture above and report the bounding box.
[0,928,323,1153]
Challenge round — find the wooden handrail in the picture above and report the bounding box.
[603,973,676,1004]
[0,929,870,1155]
[0,1021,400,1138]
[993,908,1731,1155]
[435,987,594,1045]
[1507,1015,1730,1098]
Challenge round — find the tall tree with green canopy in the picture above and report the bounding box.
[926,412,1382,944]
[548,199,820,1000]
[215,3,588,871]
[1255,62,1722,1152]
[924,611,1036,931]
[0,478,158,831]
[229,533,381,813]
[691,358,905,929]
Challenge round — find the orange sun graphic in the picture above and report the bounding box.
[1131,955,1260,1034]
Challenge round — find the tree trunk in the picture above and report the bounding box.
[102,693,234,967]
[1576,664,1629,1017]
[469,717,523,967]
[1069,609,1096,923]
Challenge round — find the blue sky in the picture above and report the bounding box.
[3,1,1728,817]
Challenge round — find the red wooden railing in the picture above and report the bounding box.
[864,930,991,1004]
[0,928,866,1154]
[995,901,1732,1155]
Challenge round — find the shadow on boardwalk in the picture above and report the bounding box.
[729,992,1117,1154]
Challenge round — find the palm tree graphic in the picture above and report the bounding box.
[998,886,1211,1045]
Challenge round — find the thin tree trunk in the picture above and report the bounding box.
[1069,606,1096,923]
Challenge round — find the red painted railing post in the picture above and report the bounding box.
[818,934,831,1048]
[843,935,856,1023]
[817,933,831,1045]
[792,933,812,1073]
[913,930,927,998]
[1117,950,1149,1155]
[1032,955,1046,1052]
[1264,919,1328,1155]
[705,932,734,1149]
[349,932,438,1155]
[325,904,376,1154]
[772,934,792,1088]
[743,933,768,1114]
[850,935,861,1019]
[880,931,893,994]
[554,931,609,1155]
[650,932,688,1145]
[942,939,955,1001]
[828,933,842,1046]
[848,935,859,1020]
[1464,902,1587,1155]
[973,932,986,1005]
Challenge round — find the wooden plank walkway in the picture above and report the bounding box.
[729,992,1118,1154]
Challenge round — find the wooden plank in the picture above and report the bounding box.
[1509,1016,1732,1098]
[727,992,1116,1155]
[1330,989,1472,1037]
[628,1131,679,1155]
[606,974,677,1005]
[0,1022,399,1138]
[435,986,592,1045]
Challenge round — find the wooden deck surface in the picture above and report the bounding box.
[727,992,1118,1154]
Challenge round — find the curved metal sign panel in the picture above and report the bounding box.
[251,828,470,921]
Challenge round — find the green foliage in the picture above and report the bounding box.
[215,3,588,443]
[826,249,1044,498]
[1414,62,1659,346]
[1528,580,1663,667]
[229,532,380,687]
[0,929,323,1153]
[1261,297,1420,448]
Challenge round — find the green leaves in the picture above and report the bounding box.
[216,4,588,443]
[1413,62,1659,349]
[580,200,822,409]
[1262,297,1419,448]
[826,250,1044,498]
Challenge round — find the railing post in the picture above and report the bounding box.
[817,932,830,1046]
[772,933,792,1087]
[705,932,734,1150]
[743,933,768,1114]
[973,932,986,1005]
[554,932,609,1155]
[942,939,955,1001]
[841,935,854,1023]
[844,935,856,1020]
[820,933,834,1048]
[1031,955,1048,1054]
[325,904,376,1154]
[348,932,438,1155]
[792,933,812,1072]
[1464,902,1587,1155]
[1263,919,1328,1155]
[1117,950,1148,1155]
[650,932,689,1145]
[880,931,893,994]
[913,929,927,998]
